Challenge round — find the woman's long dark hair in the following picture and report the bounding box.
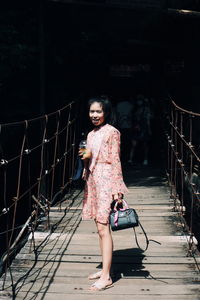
[88,96,116,125]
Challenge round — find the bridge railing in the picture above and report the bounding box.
[0,101,78,275]
[167,100,200,255]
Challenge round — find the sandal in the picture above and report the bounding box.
[88,270,102,280]
[89,278,113,291]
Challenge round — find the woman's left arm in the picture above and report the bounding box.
[110,129,128,200]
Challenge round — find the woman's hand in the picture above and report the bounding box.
[79,149,92,160]
[113,193,123,203]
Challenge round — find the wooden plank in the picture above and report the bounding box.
[10,261,198,272]
[1,270,199,281]
[10,292,200,300]
[63,233,197,245]
[1,276,199,286]
[15,253,199,265]
[20,246,189,256]
[10,282,200,295]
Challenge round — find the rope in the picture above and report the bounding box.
[0,101,75,127]
[168,98,200,260]
[172,100,200,117]
[0,101,78,290]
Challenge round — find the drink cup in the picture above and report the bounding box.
[79,140,87,154]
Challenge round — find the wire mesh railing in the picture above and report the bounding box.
[0,101,78,277]
[167,100,200,257]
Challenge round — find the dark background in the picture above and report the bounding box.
[1,0,200,123]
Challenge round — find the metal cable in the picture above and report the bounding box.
[0,101,78,291]
[168,99,200,259]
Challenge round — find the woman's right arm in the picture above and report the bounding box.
[79,133,92,180]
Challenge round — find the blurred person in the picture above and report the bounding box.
[128,94,153,166]
[115,97,134,162]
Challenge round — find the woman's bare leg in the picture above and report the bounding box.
[89,222,113,284]
[90,222,113,291]
[88,221,103,279]
[96,219,103,257]
[97,222,113,279]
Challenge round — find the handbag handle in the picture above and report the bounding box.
[113,199,129,212]
[133,221,161,252]
[112,199,129,227]
[133,222,149,251]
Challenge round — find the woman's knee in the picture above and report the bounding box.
[96,223,109,238]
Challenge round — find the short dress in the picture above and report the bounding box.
[82,124,128,224]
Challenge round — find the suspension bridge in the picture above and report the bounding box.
[0,100,200,299]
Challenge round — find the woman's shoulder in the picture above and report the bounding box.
[87,130,94,138]
[106,124,120,136]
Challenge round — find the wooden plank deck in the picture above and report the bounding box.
[1,167,200,300]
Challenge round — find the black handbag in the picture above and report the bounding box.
[110,200,139,231]
[109,199,152,251]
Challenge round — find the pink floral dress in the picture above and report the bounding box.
[82,124,128,224]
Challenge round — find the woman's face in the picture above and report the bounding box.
[89,102,105,126]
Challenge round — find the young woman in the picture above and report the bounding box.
[80,96,128,291]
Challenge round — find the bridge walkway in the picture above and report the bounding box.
[1,166,200,300]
